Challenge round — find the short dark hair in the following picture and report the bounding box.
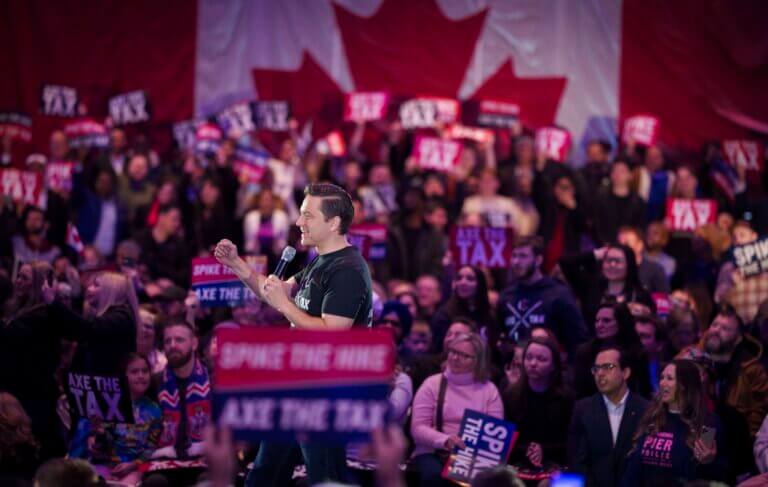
[449,316,478,333]
[34,458,100,487]
[512,235,544,256]
[157,203,180,216]
[715,303,745,332]
[596,345,631,371]
[304,183,354,235]
[162,321,196,339]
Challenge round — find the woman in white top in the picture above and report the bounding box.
[243,188,290,259]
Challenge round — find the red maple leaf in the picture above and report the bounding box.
[468,59,567,129]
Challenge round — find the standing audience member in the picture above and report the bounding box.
[618,226,670,293]
[431,266,494,352]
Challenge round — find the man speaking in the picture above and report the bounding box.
[214,183,373,485]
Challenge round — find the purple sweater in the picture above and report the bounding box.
[410,369,504,457]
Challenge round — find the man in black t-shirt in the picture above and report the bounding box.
[215,183,373,485]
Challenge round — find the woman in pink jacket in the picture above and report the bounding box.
[410,332,504,486]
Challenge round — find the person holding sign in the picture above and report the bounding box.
[410,333,503,487]
[215,183,373,486]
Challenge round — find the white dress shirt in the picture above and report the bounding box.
[603,389,629,445]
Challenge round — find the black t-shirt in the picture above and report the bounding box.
[292,246,373,328]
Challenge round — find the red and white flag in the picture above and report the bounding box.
[66,222,84,254]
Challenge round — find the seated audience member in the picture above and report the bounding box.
[568,347,649,486]
[403,320,433,360]
[634,314,673,392]
[376,300,413,351]
[11,205,61,265]
[498,236,587,355]
[136,204,190,288]
[503,335,574,471]
[618,226,669,293]
[573,300,652,399]
[593,158,646,246]
[415,274,443,321]
[0,392,39,486]
[143,322,211,487]
[33,458,101,487]
[69,353,162,485]
[411,333,503,487]
[407,318,477,393]
[666,306,701,357]
[622,360,727,485]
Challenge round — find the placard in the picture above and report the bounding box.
[476,99,520,128]
[195,122,223,155]
[347,233,373,261]
[535,127,571,162]
[664,198,717,233]
[254,101,290,131]
[64,118,109,148]
[191,256,267,308]
[46,161,75,193]
[344,92,389,122]
[0,112,32,142]
[733,237,768,278]
[622,115,660,147]
[65,371,134,423]
[232,147,269,184]
[450,226,515,269]
[412,136,463,172]
[400,97,460,129]
[40,84,78,117]
[348,223,388,261]
[442,410,517,485]
[651,292,670,318]
[108,90,150,125]
[0,168,45,207]
[213,327,395,443]
[217,101,256,134]
[446,124,495,145]
[172,119,203,150]
[722,140,763,172]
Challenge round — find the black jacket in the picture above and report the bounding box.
[568,391,649,487]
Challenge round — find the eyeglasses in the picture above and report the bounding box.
[591,363,619,375]
[604,258,625,265]
[447,348,476,361]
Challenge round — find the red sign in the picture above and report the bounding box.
[722,140,763,172]
[0,168,45,207]
[64,118,109,148]
[46,161,75,193]
[349,223,387,261]
[535,127,571,162]
[449,226,515,269]
[413,136,463,172]
[400,97,460,129]
[477,99,520,128]
[622,115,660,147]
[0,112,32,142]
[665,198,717,233]
[446,124,494,145]
[652,292,670,317]
[344,92,390,122]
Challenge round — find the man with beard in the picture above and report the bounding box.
[568,347,649,486]
[696,304,768,436]
[12,205,61,265]
[144,322,211,487]
[497,236,587,355]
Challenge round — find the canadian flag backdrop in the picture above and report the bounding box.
[1,0,767,161]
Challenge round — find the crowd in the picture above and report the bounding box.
[1,112,768,487]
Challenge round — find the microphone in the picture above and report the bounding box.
[273,246,296,279]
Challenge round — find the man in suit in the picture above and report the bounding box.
[568,346,649,486]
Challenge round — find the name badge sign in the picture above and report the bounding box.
[535,127,571,162]
[108,90,150,125]
[413,136,463,172]
[233,147,269,184]
[65,118,109,148]
[213,327,395,443]
[450,226,515,269]
[344,92,389,122]
[0,168,45,207]
[0,112,32,142]
[722,140,763,172]
[254,101,290,131]
[349,223,388,261]
[443,410,517,485]
[476,100,520,128]
[664,198,717,233]
[734,237,768,278]
[217,101,256,135]
[40,84,78,117]
[191,256,267,308]
[66,371,134,423]
[46,162,75,193]
[622,115,660,147]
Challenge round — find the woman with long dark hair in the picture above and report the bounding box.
[622,360,726,485]
[572,300,652,399]
[560,243,652,326]
[431,265,495,350]
[503,334,574,472]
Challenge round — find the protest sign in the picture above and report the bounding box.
[217,101,256,135]
[476,99,520,128]
[446,124,494,145]
[316,131,346,157]
[412,136,463,172]
[195,122,223,156]
[46,161,75,193]
[349,223,388,261]
[108,90,150,125]
[400,97,460,129]
[254,101,290,131]
[664,198,717,233]
[733,237,768,278]
[64,118,109,148]
[191,256,267,308]
[622,115,660,147]
[213,327,395,443]
[347,233,373,261]
[65,371,134,423]
[344,92,389,122]
[722,140,763,172]
[450,226,515,269]
[232,146,269,184]
[40,84,78,117]
[0,168,45,207]
[652,293,671,319]
[443,410,517,485]
[0,112,32,143]
[535,127,571,162]
[172,119,203,151]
